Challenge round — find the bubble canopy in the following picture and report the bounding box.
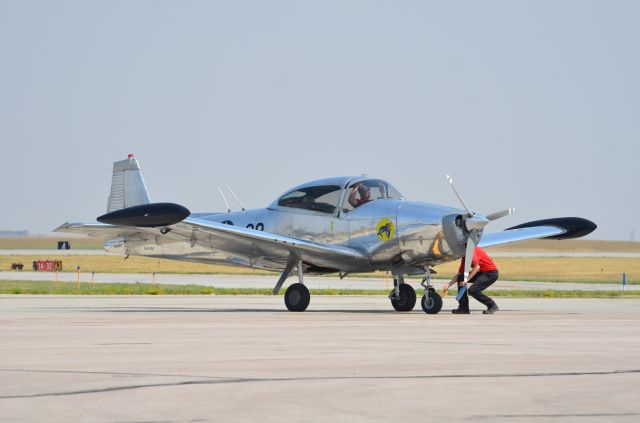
[270,177,403,214]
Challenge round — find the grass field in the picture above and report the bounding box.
[2,237,640,252]
[1,254,637,284]
[0,237,104,250]
[1,280,638,298]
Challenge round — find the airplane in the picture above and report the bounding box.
[56,154,597,313]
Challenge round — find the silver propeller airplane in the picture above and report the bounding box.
[56,155,596,313]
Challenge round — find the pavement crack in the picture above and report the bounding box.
[0,368,232,380]
[1,369,639,400]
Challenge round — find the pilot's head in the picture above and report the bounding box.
[358,184,370,197]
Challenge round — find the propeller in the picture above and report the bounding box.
[445,175,513,282]
[486,208,516,221]
[446,175,473,217]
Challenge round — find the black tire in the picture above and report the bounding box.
[421,290,443,314]
[284,283,310,312]
[390,284,416,312]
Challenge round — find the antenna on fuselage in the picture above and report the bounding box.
[217,185,231,213]
[226,185,246,212]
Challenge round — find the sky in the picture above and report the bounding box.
[0,1,638,240]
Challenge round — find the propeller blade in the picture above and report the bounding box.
[486,208,516,221]
[463,229,481,282]
[446,174,474,217]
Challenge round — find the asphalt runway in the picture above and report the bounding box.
[1,296,639,422]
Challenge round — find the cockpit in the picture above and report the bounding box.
[271,177,403,215]
[342,178,403,212]
[276,184,342,214]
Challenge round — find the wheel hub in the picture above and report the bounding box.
[289,290,301,305]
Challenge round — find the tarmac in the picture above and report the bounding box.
[1,271,636,292]
[1,295,639,422]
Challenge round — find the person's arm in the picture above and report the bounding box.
[348,186,359,207]
[465,263,481,283]
[442,273,460,294]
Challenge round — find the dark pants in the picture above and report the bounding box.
[457,270,499,311]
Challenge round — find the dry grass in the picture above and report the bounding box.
[490,239,640,253]
[1,254,637,284]
[0,254,271,275]
[2,237,640,252]
[434,257,638,284]
[0,237,104,249]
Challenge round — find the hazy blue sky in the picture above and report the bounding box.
[1,1,638,240]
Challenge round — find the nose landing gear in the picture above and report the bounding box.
[420,269,442,314]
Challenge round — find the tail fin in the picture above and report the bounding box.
[106,154,151,212]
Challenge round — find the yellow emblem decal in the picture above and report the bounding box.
[376,218,395,241]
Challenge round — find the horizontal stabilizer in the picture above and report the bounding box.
[54,222,138,237]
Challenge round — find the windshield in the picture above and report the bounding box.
[277,185,341,214]
[343,179,403,211]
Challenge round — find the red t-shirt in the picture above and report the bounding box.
[458,247,498,273]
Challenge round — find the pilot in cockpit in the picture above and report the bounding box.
[348,180,390,208]
[348,183,371,208]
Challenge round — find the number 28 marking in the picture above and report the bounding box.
[221,220,265,231]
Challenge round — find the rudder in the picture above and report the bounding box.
[106,154,151,212]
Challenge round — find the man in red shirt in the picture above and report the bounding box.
[443,246,500,314]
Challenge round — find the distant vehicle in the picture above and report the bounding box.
[57,155,596,313]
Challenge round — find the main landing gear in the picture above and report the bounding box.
[388,269,443,314]
[273,260,310,312]
[389,276,416,311]
[284,283,310,312]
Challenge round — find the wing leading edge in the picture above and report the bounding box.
[479,217,597,249]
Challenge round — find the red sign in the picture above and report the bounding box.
[33,260,62,271]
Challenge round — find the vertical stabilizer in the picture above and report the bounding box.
[106,154,151,212]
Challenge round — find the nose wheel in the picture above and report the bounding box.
[421,289,443,314]
[419,268,442,314]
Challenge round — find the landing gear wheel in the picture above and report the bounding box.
[421,289,442,314]
[390,284,416,312]
[284,283,310,312]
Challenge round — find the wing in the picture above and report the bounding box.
[479,217,597,249]
[55,217,369,272]
[168,217,369,271]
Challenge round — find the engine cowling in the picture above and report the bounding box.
[442,213,489,257]
[442,214,467,257]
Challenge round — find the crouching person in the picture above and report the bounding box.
[444,246,500,314]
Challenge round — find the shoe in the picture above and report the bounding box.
[483,305,499,315]
[452,309,470,314]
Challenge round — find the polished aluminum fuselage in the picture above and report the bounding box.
[110,177,468,274]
